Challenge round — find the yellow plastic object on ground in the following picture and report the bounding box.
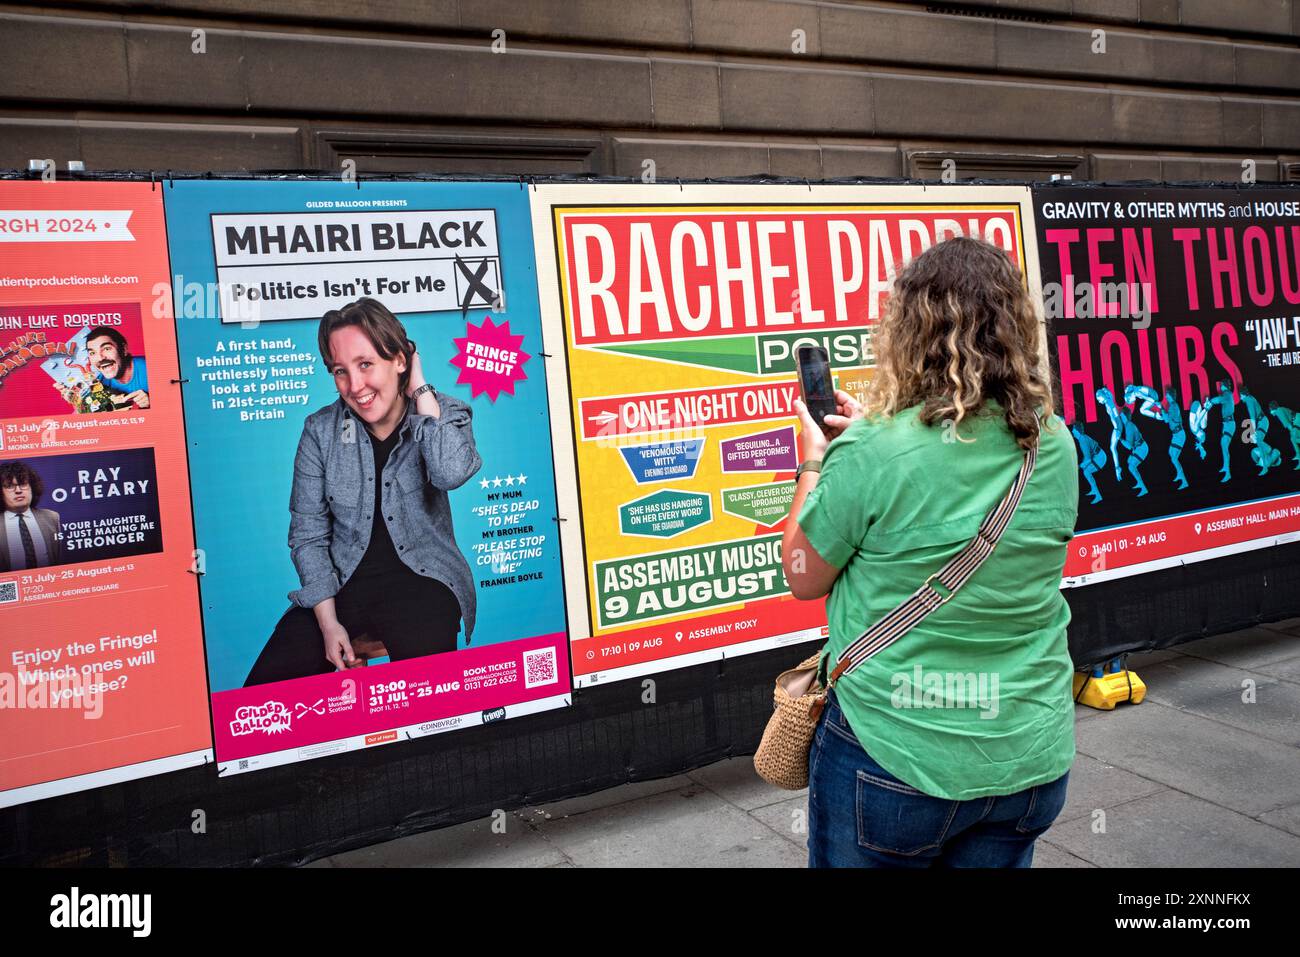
[1073,669,1147,710]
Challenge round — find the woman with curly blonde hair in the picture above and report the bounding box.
[781,236,1078,868]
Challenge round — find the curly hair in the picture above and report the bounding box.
[0,460,44,509]
[864,236,1055,451]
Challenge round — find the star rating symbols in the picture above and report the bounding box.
[480,474,529,489]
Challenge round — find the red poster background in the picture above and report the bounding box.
[0,182,211,804]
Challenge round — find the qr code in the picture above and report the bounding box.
[0,581,17,605]
[522,647,558,688]
[238,759,249,771]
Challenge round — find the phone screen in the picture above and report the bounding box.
[796,346,836,431]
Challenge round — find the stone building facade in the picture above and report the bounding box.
[2,0,1298,182]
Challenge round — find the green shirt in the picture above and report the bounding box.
[798,402,1079,800]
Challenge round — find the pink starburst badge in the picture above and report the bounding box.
[450,316,531,402]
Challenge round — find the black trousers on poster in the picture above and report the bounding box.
[243,570,462,687]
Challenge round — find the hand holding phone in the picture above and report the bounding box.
[795,346,837,434]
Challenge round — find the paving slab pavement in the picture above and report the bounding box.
[316,622,1300,868]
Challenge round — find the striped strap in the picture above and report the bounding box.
[828,440,1039,684]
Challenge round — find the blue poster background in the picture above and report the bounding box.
[163,181,566,693]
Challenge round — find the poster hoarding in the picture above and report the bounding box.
[1035,185,1300,584]
[0,182,212,807]
[164,181,569,774]
[531,184,1040,685]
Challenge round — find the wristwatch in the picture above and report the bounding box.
[795,459,822,479]
[411,383,436,401]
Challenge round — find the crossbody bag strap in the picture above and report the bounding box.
[828,440,1039,684]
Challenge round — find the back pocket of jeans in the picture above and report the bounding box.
[1015,772,1070,834]
[856,769,959,856]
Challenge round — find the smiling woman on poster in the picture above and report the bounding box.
[243,298,481,687]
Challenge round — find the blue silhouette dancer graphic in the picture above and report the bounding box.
[1269,400,1300,470]
[1188,397,1208,459]
[1240,385,1281,475]
[1160,387,1189,489]
[1123,382,1162,420]
[1098,386,1148,496]
[1118,408,1149,496]
[1097,387,1125,482]
[1071,423,1107,504]
[1207,380,1237,483]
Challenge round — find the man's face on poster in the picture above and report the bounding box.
[88,335,126,381]
[2,479,31,513]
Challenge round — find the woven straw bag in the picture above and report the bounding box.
[753,651,828,790]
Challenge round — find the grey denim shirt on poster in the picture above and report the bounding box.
[287,392,482,641]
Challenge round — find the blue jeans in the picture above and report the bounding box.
[808,691,1070,868]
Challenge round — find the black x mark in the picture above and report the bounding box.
[455,255,499,314]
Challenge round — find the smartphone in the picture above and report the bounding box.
[795,345,837,433]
